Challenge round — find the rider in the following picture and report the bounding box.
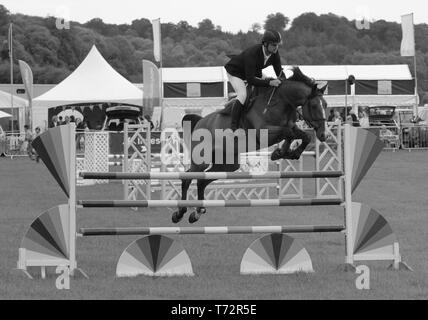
[225,29,284,131]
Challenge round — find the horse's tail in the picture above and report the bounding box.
[182,114,202,133]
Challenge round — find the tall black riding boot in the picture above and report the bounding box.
[230,100,243,131]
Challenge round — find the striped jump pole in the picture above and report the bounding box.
[244,150,316,157]
[80,170,344,180]
[79,225,345,236]
[78,198,343,208]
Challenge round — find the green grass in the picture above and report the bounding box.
[0,151,427,299]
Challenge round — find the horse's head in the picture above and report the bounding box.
[276,68,328,142]
[301,84,328,142]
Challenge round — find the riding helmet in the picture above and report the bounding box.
[262,30,282,44]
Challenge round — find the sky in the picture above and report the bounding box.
[1,0,427,33]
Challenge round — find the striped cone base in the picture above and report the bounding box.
[17,205,70,270]
[240,233,313,275]
[351,202,398,260]
[116,235,194,277]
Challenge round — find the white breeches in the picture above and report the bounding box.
[227,73,246,105]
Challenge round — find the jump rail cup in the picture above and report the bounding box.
[17,123,411,279]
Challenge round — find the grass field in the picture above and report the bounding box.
[0,151,427,300]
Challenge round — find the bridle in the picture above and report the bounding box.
[297,93,326,129]
[265,84,326,130]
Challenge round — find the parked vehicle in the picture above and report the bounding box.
[367,106,398,126]
[102,105,143,131]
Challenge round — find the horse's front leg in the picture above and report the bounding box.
[271,127,294,161]
[188,178,214,223]
[287,127,311,160]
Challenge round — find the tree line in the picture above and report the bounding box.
[0,5,428,101]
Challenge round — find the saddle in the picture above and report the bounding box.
[219,85,258,117]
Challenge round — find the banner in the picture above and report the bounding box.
[8,23,13,58]
[18,60,34,101]
[151,18,162,62]
[401,13,415,57]
[143,59,161,117]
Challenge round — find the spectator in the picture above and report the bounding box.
[24,125,34,160]
[359,110,370,128]
[0,124,6,157]
[333,110,343,126]
[346,112,360,127]
[75,118,84,151]
[75,117,82,129]
[58,116,64,125]
[143,114,155,130]
[51,115,59,127]
[349,111,360,127]
[64,116,70,124]
[70,115,75,123]
[82,121,90,131]
[327,109,335,122]
[33,127,42,162]
[380,125,393,136]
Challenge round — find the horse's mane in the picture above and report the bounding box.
[285,67,317,90]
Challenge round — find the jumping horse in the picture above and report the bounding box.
[172,67,328,223]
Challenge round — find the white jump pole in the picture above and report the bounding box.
[343,124,354,266]
[68,123,77,275]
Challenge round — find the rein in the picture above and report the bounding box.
[266,70,284,107]
[262,78,325,130]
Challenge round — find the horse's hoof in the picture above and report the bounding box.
[270,149,282,161]
[189,207,206,223]
[188,211,200,224]
[172,210,184,223]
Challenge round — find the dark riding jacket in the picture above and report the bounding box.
[225,44,283,87]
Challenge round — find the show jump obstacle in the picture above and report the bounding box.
[17,123,410,278]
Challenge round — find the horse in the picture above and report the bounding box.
[171,67,328,223]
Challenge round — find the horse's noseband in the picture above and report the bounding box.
[299,94,325,129]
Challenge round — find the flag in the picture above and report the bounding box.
[143,60,161,117]
[18,60,34,101]
[401,13,415,57]
[151,18,162,62]
[8,23,12,58]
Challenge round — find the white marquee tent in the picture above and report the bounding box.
[32,45,143,129]
[0,89,29,132]
[0,89,29,108]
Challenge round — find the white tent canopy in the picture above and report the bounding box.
[0,89,28,108]
[0,110,12,118]
[33,45,143,108]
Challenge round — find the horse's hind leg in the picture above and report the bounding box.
[172,163,210,223]
[171,177,192,223]
[188,163,240,223]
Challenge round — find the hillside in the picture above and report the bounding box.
[0,5,427,99]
